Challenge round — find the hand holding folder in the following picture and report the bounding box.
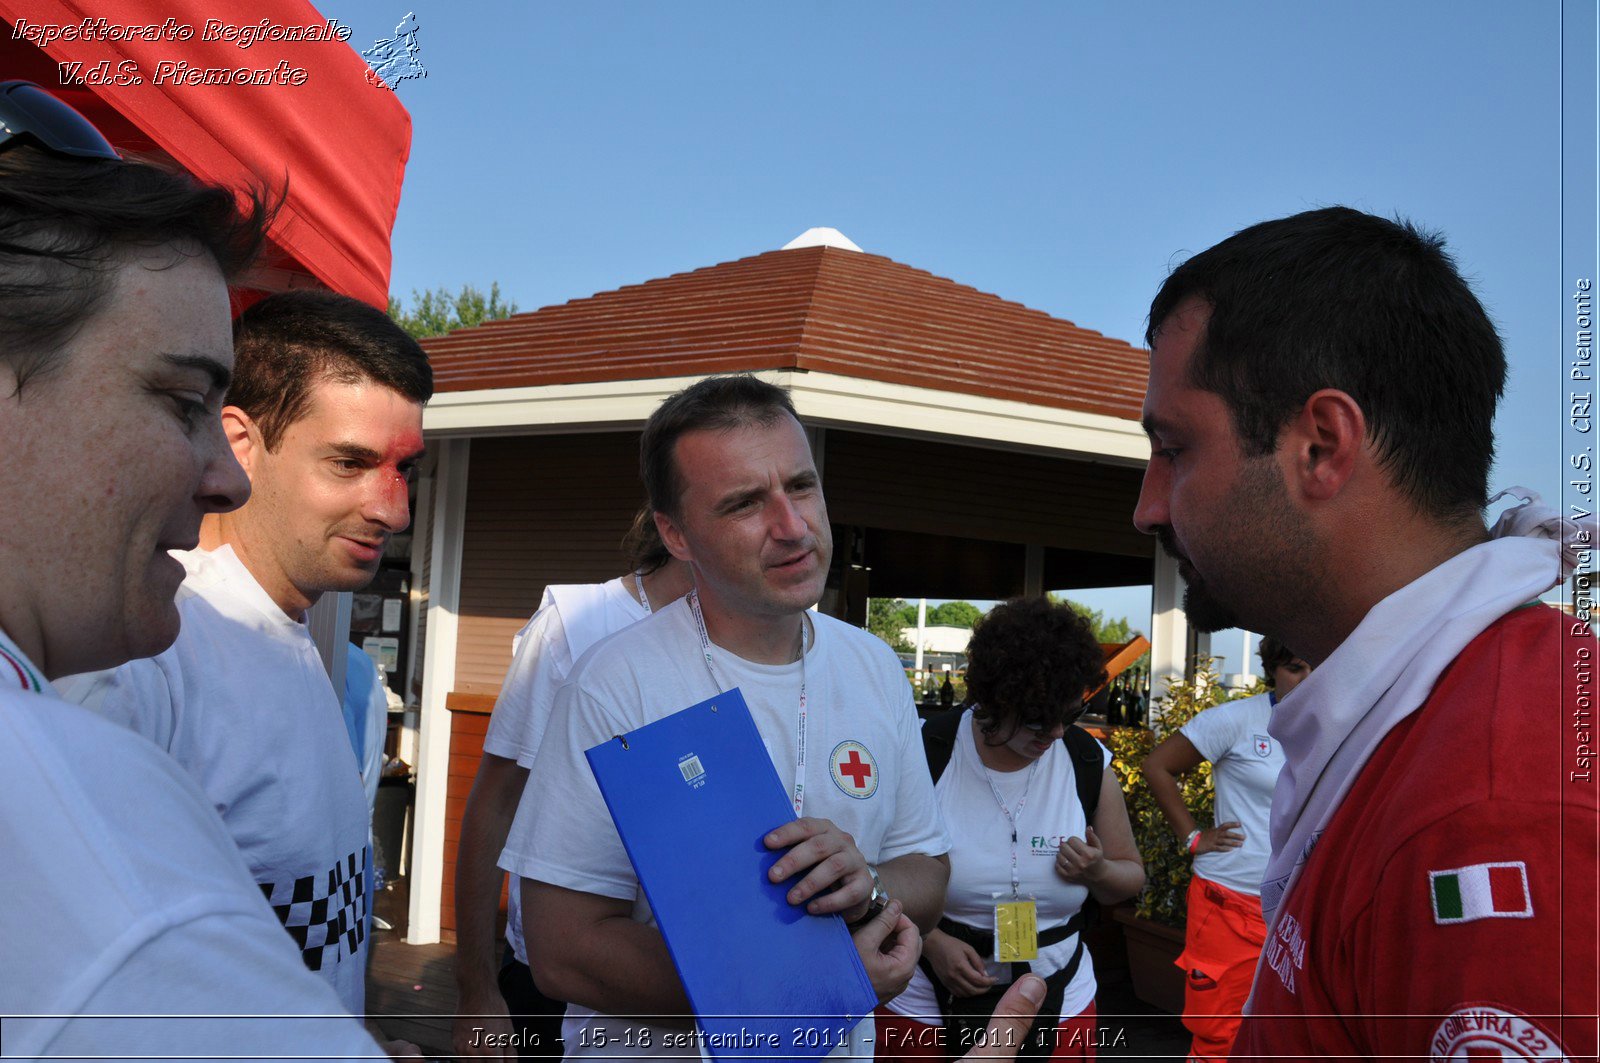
[585,690,879,1063]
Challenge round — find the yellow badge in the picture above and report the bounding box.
[993,898,1038,962]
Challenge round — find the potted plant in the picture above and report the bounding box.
[1105,657,1237,1013]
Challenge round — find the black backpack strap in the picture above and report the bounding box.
[1062,724,1103,822]
[1062,724,1105,928]
[920,706,966,784]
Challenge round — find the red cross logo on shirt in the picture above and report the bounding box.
[829,741,879,799]
[1254,734,1272,758]
[839,751,872,787]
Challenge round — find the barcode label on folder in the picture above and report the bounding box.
[678,754,706,787]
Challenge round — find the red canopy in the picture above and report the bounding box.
[0,0,411,307]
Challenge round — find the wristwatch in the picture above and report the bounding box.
[847,864,888,930]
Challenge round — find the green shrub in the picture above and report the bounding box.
[1107,658,1233,926]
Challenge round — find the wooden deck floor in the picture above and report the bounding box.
[366,928,457,1056]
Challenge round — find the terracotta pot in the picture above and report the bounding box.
[1110,905,1187,1014]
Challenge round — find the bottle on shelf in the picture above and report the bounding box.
[1124,671,1144,728]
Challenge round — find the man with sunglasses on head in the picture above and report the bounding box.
[0,82,382,1057]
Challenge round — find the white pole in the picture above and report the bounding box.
[914,597,927,675]
[1149,549,1189,706]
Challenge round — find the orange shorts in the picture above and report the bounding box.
[1175,876,1266,1062]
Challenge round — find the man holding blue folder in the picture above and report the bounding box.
[502,375,952,1058]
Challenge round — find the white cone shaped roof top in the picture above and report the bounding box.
[781,227,863,252]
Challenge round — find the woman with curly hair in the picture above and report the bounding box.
[877,597,1144,1061]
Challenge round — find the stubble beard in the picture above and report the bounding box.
[1182,575,1243,634]
[1167,454,1318,637]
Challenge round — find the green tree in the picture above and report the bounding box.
[388,282,519,340]
[1051,594,1140,645]
[927,600,983,628]
[866,598,914,653]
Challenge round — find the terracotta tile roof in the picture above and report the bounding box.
[422,246,1148,420]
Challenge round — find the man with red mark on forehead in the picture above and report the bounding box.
[63,290,430,1035]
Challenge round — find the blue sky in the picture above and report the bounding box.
[324,2,1572,677]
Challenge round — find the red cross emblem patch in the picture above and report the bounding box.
[1253,734,1272,758]
[1429,1005,1572,1059]
[829,741,879,799]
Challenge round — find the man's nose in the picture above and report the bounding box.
[1132,463,1168,535]
[769,494,808,540]
[198,420,250,514]
[367,471,412,532]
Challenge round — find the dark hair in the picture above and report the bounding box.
[621,502,672,574]
[1258,636,1298,685]
[966,597,1107,740]
[0,145,271,391]
[230,290,433,450]
[639,374,799,517]
[1146,206,1506,525]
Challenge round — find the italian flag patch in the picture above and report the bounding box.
[1429,861,1533,924]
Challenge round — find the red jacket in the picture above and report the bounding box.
[1232,606,1598,1061]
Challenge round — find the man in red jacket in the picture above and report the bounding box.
[1134,206,1597,1060]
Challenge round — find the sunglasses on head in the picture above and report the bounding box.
[0,81,119,161]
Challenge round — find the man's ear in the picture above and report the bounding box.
[654,509,693,565]
[220,406,261,477]
[1284,388,1366,502]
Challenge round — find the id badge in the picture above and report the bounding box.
[993,897,1038,962]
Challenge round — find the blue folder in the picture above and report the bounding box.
[585,689,878,1062]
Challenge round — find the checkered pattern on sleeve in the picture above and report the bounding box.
[258,847,369,973]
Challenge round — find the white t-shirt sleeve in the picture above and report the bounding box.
[871,664,952,863]
[500,682,637,900]
[1180,700,1245,765]
[483,602,574,766]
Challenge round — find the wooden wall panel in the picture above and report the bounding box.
[439,707,491,936]
[453,433,648,693]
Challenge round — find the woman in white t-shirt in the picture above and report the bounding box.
[877,598,1144,1062]
[1141,637,1309,1062]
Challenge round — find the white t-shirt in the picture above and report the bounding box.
[61,546,374,1014]
[0,631,379,1060]
[501,599,952,1060]
[482,577,649,966]
[1178,692,1282,896]
[887,710,1110,1024]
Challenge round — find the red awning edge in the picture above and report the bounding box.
[0,0,412,308]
